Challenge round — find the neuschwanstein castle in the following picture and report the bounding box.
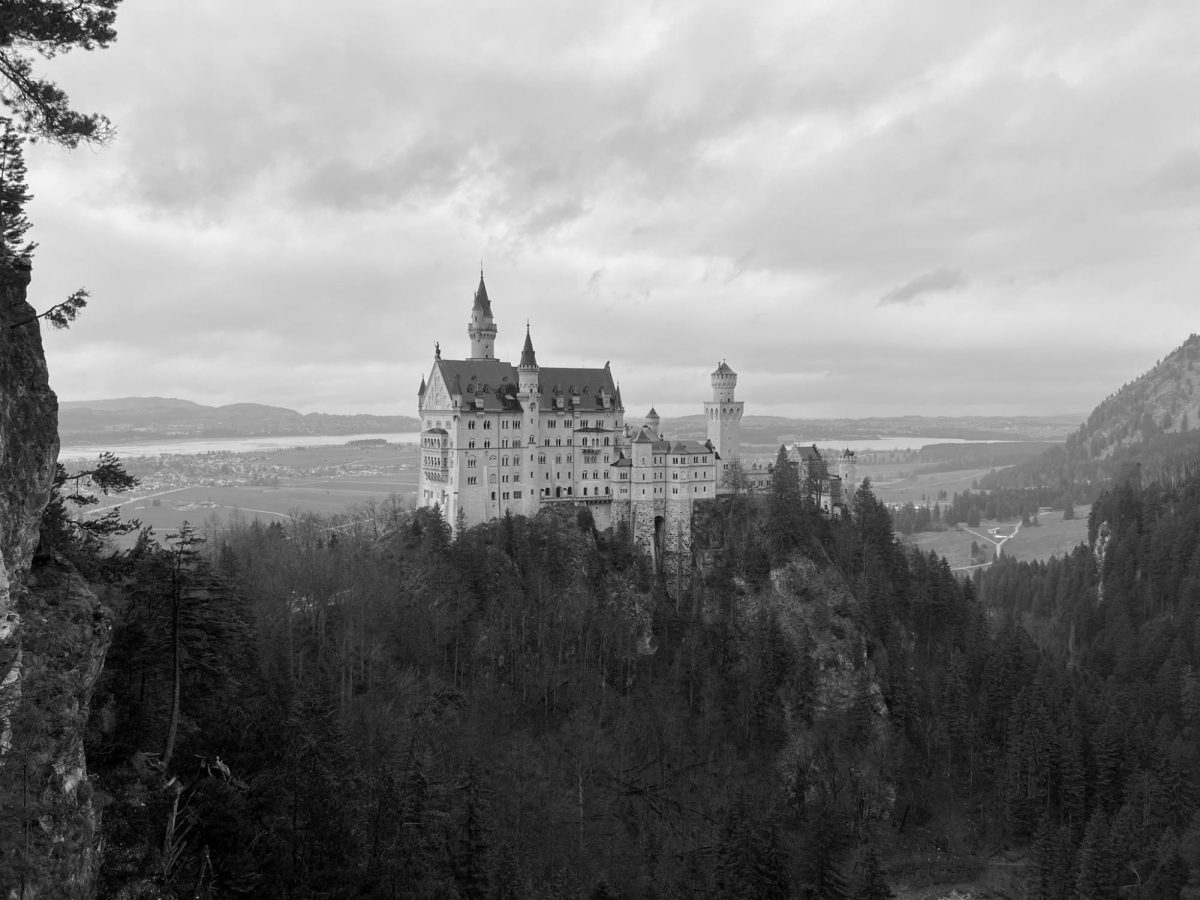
[417,274,748,555]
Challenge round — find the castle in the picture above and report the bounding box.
[417,273,746,562]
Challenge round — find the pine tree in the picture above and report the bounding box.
[766,444,805,560]
[0,117,32,258]
[852,848,894,899]
[0,2,120,146]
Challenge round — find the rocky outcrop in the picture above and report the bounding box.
[0,260,59,583]
[1,260,107,895]
[1,259,59,762]
[741,554,894,825]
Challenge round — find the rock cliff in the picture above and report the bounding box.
[0,259,59,752]
[1,260,108,895]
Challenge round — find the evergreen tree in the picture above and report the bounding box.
[0,2,120,146]
[0,117,32,258]
[766,444,805,560]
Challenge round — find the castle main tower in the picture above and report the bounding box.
[706,361,743,473]
[467,271,497,359]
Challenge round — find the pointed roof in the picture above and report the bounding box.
[519,324,538,368]
[713,360,736,376]
[647,406,659,418]
[473,270,492,317]
[418,375,426,396]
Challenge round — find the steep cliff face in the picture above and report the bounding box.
[0,258,59,741]
[733,553,894,822]
[1,261,58,570]
[1,261,109,895]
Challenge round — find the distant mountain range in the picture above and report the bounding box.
[58,397,420,445]
[984,333,1200,496]
[58,395,1085,450]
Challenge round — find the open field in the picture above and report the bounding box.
[86,442,422,541]
[117,477,420,538]
[904,505,1091,570]
[867,464,994,506]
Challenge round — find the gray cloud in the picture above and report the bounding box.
[878,268,968,306]
[22,1,1200,420]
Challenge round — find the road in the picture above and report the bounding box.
[952,520,1022,571]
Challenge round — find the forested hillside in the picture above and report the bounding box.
[984,335,1200,501]
[973,468,1200,898]
[11,446,1192,897]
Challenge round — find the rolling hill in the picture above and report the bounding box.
[58,397,420,444]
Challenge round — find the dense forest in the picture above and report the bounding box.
[8,444,1200,897]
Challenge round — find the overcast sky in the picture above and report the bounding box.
[22,1,1200,419]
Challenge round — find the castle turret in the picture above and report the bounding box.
[467,270,498,359]
[705,360,743,477]
[645,406,660,437]
[518,324,539,396]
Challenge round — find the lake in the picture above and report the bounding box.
[59,432,1012,461]
[787,437,1013,454]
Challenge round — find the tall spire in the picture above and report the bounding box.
[467,268,497,359]
[519,323,538,368]
[473,269,492,316]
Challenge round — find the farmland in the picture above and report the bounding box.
[70,441,421,541]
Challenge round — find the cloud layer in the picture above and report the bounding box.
[22,1,1200,419]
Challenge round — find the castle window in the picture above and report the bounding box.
[556,439,562,446]
[582,471,588,479]
[593,471,598,479]
[468,421,476,430]
[491,492,496,500]
[528,436,535,445]
[467,475,477,485]
[567,438,572,446]
[604,455,609,463]
[603,471,609,479]
[484,420,491,429]
[467,457,476,468]
[605,487,610,495]
[469,440,475,449]
[603,438,610,446]
[539,455,546,464]
[555,456,561,464]
[567,455,572,463]
[583,488,588,496]
[581,438,588,447]
[673,488,678,494]
[484,440,490,449]
[545,438,551,446]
